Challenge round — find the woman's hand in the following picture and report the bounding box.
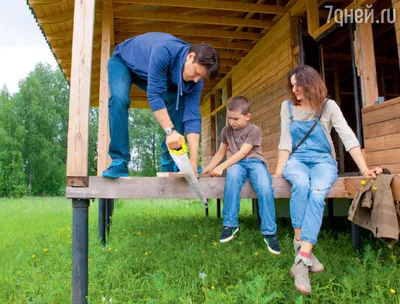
[362,167,383,179]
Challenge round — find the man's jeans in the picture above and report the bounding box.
[222,158,277,235]
[107,55,183,171]
[283,154,338,245]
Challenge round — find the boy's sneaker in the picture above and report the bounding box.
[220,226,239,243]
[263,234,281,255]
[102,161,129,179]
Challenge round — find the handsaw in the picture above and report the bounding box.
[168,138,209,209]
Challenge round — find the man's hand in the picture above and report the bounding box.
[166,131,184,150]
[211,166,224,177]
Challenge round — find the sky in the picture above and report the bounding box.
[0,1,57,94]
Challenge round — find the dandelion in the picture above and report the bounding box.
[211,285,215,290]
[137,231,141,236]
[109,298,113,303]
[44,248,48,252]
[202,250,206,254]
[102,296,107,302]
[255,251,259,256]
[372,186,377,191]
[32,255,36,259]
[390,288,397,294]
[360,180,367,185]
[199,272,207,279]
[239,242,243,245]
[193,235,197,238]
[88,258,92,262]
[213,242,218,246]
[108,247,112,252]
[17,271,22,276]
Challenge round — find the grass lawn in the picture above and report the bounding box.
[0,197,399,303]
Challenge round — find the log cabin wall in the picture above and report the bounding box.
[362,97,400,174]
[393,0,400,69]
[201,14,293,172]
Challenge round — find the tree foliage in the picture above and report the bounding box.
[0,62,169,196]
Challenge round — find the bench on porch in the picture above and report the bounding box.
[67,175,400,247]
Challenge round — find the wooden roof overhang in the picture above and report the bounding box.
[26,0,292,108]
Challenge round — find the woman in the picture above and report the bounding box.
[274,65,381,295]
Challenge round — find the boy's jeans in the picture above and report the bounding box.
[283,154,338,245]
[222,158,277,235]
[107,54,184,171]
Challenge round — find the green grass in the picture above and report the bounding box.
[0,197,399,303]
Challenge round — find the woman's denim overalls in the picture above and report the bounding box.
[283,100,338,245]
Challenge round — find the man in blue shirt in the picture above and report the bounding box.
[102,32,220,178]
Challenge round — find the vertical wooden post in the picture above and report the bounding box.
[392,0,400,71]
[333,61,345,173]
[355,18,379,107]
[306,0,319,36]
[66,0,96,183]
[97,0,114,176]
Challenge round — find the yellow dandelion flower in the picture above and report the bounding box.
[145,252,149,256]
[390,288,396,294]
[193,235,197,238]
[137,231,141,236]
[108,248,112,252]
[88,258,92,262]
[372,186,377,191]
[360,180,367,185]
[17,271,22,276]
[213,242,218,246]
[255,251,259,256]
[211,285,215,290]
[239,242,243,245]
[44,248,48,252]
[32,255,36,259]
[202,250,206,254]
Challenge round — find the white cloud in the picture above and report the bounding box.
[0,1,58,93]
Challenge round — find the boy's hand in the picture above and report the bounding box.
[203,167,211,174]
[211,166,224,177]
[273,172,282,178]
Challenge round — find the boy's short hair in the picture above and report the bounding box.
[227,96,250,115]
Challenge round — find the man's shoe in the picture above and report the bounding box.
[293,238,324,273]
[290,254,312,295]
[220,226,239,243]
[264,234,281,255]
[102,161,129,179]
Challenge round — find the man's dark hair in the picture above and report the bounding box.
[227,96,250,115]
[189,44,220,79]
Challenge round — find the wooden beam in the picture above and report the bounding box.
[66,0,96,179]
[355,19,379,107]
[97,0,113,176]
[29,0,64,5]
[66,176,400,200]
[115,25,263,40]
[114,34,254,50]
[47,23,102,41]
[38,6,102,24]
[114,0,286,15]
[114,11,275,29]
[306,0,319,35]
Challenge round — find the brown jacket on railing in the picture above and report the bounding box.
[348,174,400,247]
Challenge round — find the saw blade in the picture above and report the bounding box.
[169,152,209,209]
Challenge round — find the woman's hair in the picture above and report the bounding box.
[287,65,327,112]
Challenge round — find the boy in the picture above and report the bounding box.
[203,96,280,255]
